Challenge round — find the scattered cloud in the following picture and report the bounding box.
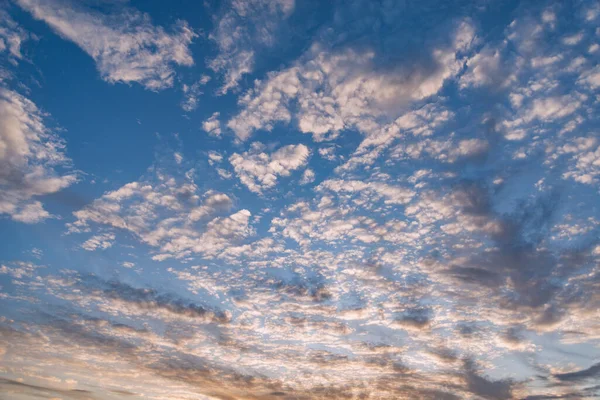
[202,112,222,137]
[2,0,600,399]
[229,142,309,193]
[180,76,210,112]
[299,168,315,185]
[0,88,76,223]
[0,8,30,61]
[227,17,474,142]
[17,0,197,90]
[209,0,295,93]
[81,232,115,251]
[67,167,253,260]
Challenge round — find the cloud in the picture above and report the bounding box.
[0,8,30,61]
[525,95,583,123]
[229,142,309,193]
[393,307,433,331]
[337,102,454,172]
[460,45,518,89]
[557,137,600,184]
[0,260,43,279]
[202,112,222,137]
[207,150,223,165]
[180,76,210,112]
[78,275,232,324]
[3,0,600,398]
[0,377,92,400]
[0,88,76,223]
[464,360,514,400]
[299,168,315,185]
[318,146,337,161]
[317,179,415,205]
[391,137,489,164]
[208,0,295,93]
[81,233,115,251]
[270,191,415,246]
[17,0,197,90]
[68,167,253,260]
[227,14,475,142]
[553,362,600,383]
[578,65,600,89]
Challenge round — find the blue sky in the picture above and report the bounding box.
[1,0,600,398]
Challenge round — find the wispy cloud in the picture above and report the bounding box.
[209,0,295,94]
[0,88,76,223]
[17,0,197,90]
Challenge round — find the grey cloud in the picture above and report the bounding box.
[464,360,514,400]
[393,307,432,330]
[80,275,232,324]
[553,362,600,383]
[431,182,594,329]
[0,377,95,400]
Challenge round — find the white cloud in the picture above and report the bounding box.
[558,137,600,184]
[227,20,475,142]
[202,112,222,137]
[217,168,232,179]
[11,201,50,223]
[541,9,556,25]
[269,191,419,247]
[189,192,232,222]
[0,88,76,223]
[318,146,337,161]
[226,68,299,141]
[0,261,43,279]
[17,0,196,90]
[562,32,584,45]
[0,9,29,61]
[229,142,309,193]
[526,95,583,122]
[156,208,254,260]
[81,233,116,251]
[180,77,210,112]
[174,152,183,165]
[317,179,414,205]
[68,170,253,259]
[461,47,505,88]
[392,138,489,164]
[299,168,315,185]
[208,150,223,165]
[338,103,454,172]
[578,65,600,89]
[209,0,295,93]
[531,54,563,68]
[502,90,585,140]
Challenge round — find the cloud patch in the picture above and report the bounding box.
[229,142,309,193]
[17,0,197,90]
[0,88,76,223]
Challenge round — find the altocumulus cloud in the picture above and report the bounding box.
[1,0,600,399]
[17,0,197,90]
[0,88,76,223]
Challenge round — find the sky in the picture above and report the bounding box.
[0,0,600,399]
